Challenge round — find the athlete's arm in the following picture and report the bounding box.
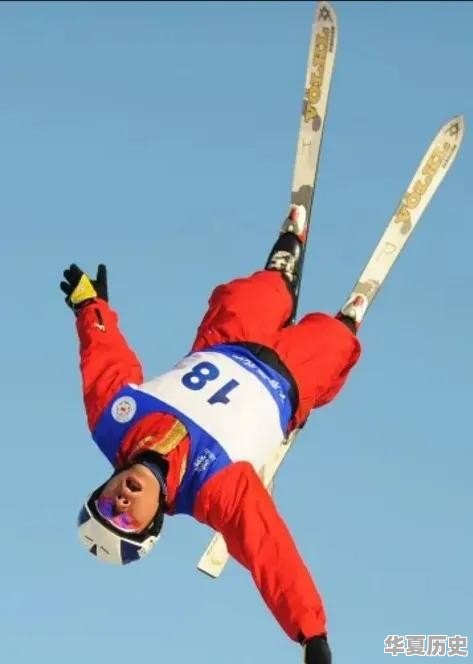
[193,462,328,643]
[75,300,144,431]
[60,263,144,431]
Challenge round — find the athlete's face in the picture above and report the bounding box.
[99,464,161,532]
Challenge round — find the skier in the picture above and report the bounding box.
[61,205,362,664]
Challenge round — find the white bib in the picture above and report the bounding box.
[136,350,285,471]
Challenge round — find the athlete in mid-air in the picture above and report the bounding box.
[61,205,365,664]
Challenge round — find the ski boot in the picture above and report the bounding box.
[336,293,368,333]
[265,204,308,293]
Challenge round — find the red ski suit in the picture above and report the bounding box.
[76,269,361,643]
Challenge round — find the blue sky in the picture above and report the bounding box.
[1,1,472,662]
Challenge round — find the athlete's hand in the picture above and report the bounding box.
[60,263,108,312]
[303,635,332,664]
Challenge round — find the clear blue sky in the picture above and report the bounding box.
[1,2,471,662]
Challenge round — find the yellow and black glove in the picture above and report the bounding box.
[60,263,108,312]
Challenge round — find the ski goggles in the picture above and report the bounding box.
[95,496,141,533]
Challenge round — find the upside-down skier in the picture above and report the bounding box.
[61,205,364,664]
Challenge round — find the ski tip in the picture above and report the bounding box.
[430,115,465,152]
[316,0,338,23]
[441,115,465,141]
[448,114,465,127]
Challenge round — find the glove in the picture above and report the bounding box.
[303,635,332,664]
[60,263,108,312]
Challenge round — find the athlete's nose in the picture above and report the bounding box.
[125,477,142,492]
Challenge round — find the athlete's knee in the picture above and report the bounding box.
[298,311,358,340]
[209,271,276,303]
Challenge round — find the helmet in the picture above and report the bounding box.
[77,455,167,565]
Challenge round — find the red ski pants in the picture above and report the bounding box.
[191,270,361,428]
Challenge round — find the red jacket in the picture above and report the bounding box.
[76,299,327,642]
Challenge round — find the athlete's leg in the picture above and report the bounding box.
[191,270,293,351]
[191,205,308,351]
[272,312,362,429]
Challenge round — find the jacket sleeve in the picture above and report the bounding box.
[75,300,144,431]
[193,461,327,642]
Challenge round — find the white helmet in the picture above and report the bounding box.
[77,457,167,565]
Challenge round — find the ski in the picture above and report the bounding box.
[340,115,464,323]
[198,114,464,579]
[290,0,338,303]
[197,0,338,579]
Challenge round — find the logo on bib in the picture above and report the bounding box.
[111,396,137,423]
[193,448,217,473]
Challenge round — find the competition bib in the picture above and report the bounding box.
[137,348,289,470]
